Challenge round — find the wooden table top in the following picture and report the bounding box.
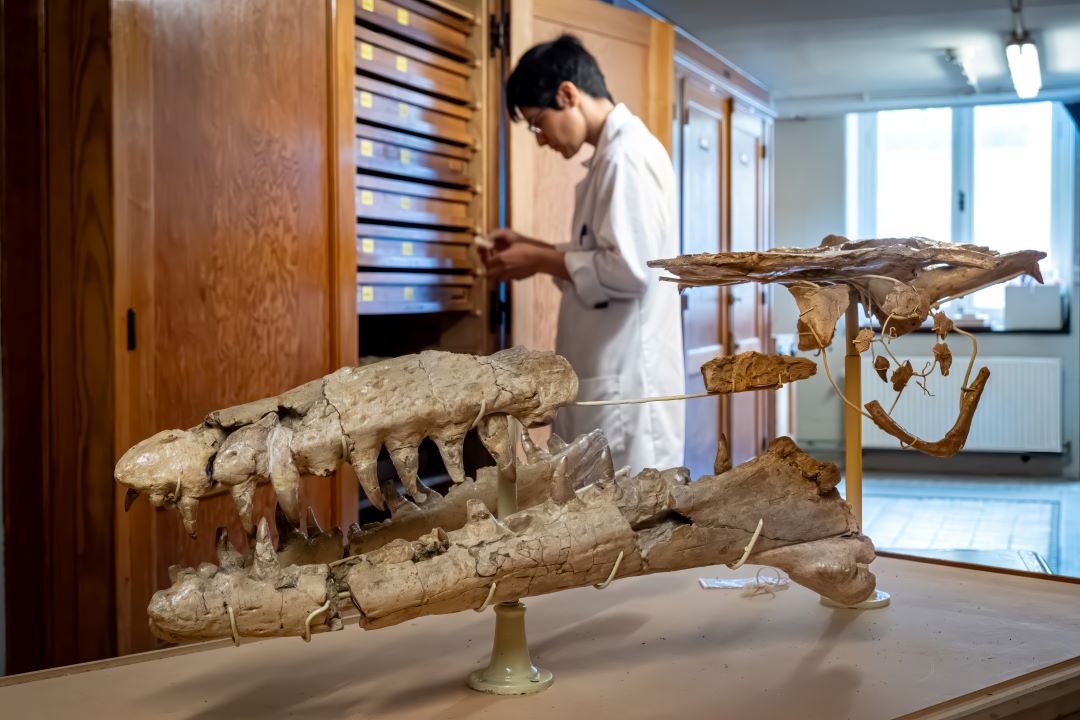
[3,557,1079,719]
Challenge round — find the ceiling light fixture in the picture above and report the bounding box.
[1006,0,1041,99]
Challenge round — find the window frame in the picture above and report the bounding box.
[846,102,1075,329]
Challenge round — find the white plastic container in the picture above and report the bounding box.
[1003,284,1063,330]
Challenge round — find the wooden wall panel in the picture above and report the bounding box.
[2,0,50,674]
[2,0,116,671]
[113,0,342,653]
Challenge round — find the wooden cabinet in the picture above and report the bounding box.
[2,0,768,671]
[673,40,775,477]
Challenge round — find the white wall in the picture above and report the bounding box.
[773,115,1080,478]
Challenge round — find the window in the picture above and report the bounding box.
[846,102,1074,328]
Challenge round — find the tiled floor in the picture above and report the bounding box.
[840,474,1080,578]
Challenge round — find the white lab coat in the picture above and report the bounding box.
[552,103,685,474]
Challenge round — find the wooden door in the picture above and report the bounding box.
[728,104,771,464]
[678,76,729,478]
[112,0,355,654]
[507,0,675,356]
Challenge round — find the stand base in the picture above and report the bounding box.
[820,589,891,609]
[467,601,554,696]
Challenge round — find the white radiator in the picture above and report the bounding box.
[859,356,1063,453]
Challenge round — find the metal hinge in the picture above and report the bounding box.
[489,12,509,58]
[760,143,768,160]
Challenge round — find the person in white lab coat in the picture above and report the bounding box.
[484,34,685,474]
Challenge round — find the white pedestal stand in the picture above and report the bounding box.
[467,427,554,695]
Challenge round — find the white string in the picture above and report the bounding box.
[574,391,714,407]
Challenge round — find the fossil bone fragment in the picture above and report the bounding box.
[148,518,341,644]
[649,235,1044,341]
[115,347,578,537]
[146,437,877,642]
[700,351,817,393]
[789,284,850,350]
[347,429,614,555]
[864,366,991,458]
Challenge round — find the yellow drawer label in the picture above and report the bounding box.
[359,91,373,109]
[395,55,408,73]
[398,102,408,118]
[360,43,373,61]
[399,148,411,164]
[361,0,374,11]
[396,8,409,25]
[403,287,415,300]
[401,241,413,256]
[360,139,373,157]
[360,190,374,206]
[361,286,374,302]
[361,238,375,254]
[400,196,410,210]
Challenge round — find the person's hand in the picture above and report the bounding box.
[485,241,547,282]
[484,227,549,253]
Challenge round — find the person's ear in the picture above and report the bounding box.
[555,81,580,109]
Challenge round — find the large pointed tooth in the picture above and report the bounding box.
[349,446,386,511]
[547,433,568,453]
[268,425,300,525]
[124,488,140,512]
[229,480,256,538]
[434,435,466,484]
[306,507,324,538]
[216,527,245,569]
[386,442,425,502]
[519,429,545,463]
[477,414,511,469]
[250,517,279,580]
[178,496,200,538]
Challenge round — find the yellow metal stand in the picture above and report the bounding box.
[822,296,891,610]
[467,425,554,695]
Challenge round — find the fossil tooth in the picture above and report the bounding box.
[547,433,568,452]
[714,433,732,474]
[386,441,425,502]
[477,413,512,469]
[268,424,300,525]
[550,456,573,503]
[178,496,200,538]
[229,480,256,538]
[349,446,386,511]
[124,488,140,511]
[250,517,278,580]
[598,445,615,485]
[215,527,245,570]
[519,430,546,463]
[433,435,466,484]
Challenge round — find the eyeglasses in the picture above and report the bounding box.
[526,109,549,135]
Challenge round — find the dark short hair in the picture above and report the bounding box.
[505,34,613,121]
